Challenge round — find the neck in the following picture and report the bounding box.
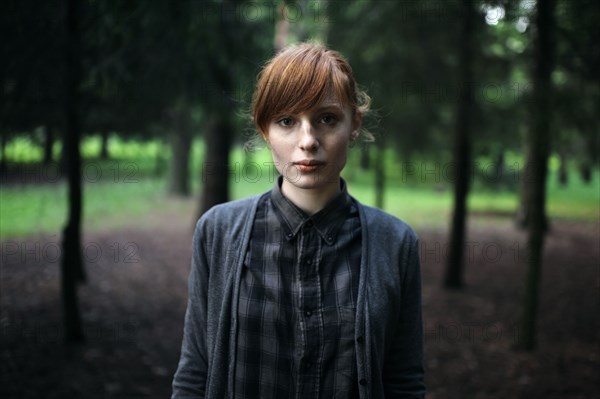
[281,179,341,215]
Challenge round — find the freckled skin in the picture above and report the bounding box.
[265,93,361,210]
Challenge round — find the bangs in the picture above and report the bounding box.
[252,44,355,133]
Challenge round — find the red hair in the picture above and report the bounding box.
[251,43,370,137]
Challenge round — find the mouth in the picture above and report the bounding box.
[294,160,325,166]
[293,160,325,173]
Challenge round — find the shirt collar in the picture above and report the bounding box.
[270,175,355,245]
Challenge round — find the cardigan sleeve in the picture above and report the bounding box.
[172,219,210,398]
[382,236,426,398]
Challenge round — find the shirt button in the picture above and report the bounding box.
[359,378,367,386]
[287,233,293,238]
[356,336,364,344]
[306,259,312,265]
[306,220,313,227]
[305,310,312,317]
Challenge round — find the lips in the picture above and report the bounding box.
[294,160,325,166]
[293,160,325,173]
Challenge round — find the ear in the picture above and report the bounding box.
[352,111,363,139]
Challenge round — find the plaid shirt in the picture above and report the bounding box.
[234,177,361,399]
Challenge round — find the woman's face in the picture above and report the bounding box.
[265,92,361,193]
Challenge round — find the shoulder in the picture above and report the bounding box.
[355,200,419,246]
[201,194,262,219]
[194,194,265,237]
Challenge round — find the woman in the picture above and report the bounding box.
[172,43,425,399]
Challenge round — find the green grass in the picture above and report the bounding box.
[0,177,167,238]
[1,136,598,238]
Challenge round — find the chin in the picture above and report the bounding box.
[284,174,338,190]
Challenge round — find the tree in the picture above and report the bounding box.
[168,101,193,195]
[517,0,556,352]
[159,1,196,197]
[0,0,65,159]
[326,1,468,179]
[82,0,185,181]
[553,0,600,185]
[444,0,476,289]
[197,0,274,216]
[197,0,240,215]
[61,0,85,343]
[373,137,386,209]
[42,126,55,164]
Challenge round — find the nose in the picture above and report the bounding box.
[298,120,319,151]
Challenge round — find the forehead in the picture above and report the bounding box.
[295,91,350,114]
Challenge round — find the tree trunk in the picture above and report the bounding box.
[517,0,555,352]
[197,0,236,218]
[494,150,504,178]
[374,137,385,209]
[61,0,85,344]
[515,161,530,227]
[516,163,550,230]
[100,129,110,160]
[43,126,54,165]
[444,0,474,290]
[557,148,568,186]
[579,162,591,183]
[198,113,232,217]
[360,145,370,170]
[169,111,191,196]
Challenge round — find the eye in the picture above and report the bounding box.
[277,117,294,127]
[319,114,338,125]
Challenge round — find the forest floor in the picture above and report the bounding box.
[1,209,598,399]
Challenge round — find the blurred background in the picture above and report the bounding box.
[1,0,598,398]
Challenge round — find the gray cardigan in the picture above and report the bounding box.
[172,194,425,398]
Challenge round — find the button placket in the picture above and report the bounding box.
[297,218,322,398]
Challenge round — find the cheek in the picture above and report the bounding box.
[268,141,291,172]
[336,147,349,170]
[334,137,350,159]
[271,153,284,176]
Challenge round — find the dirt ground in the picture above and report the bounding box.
[1,211,598,398]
